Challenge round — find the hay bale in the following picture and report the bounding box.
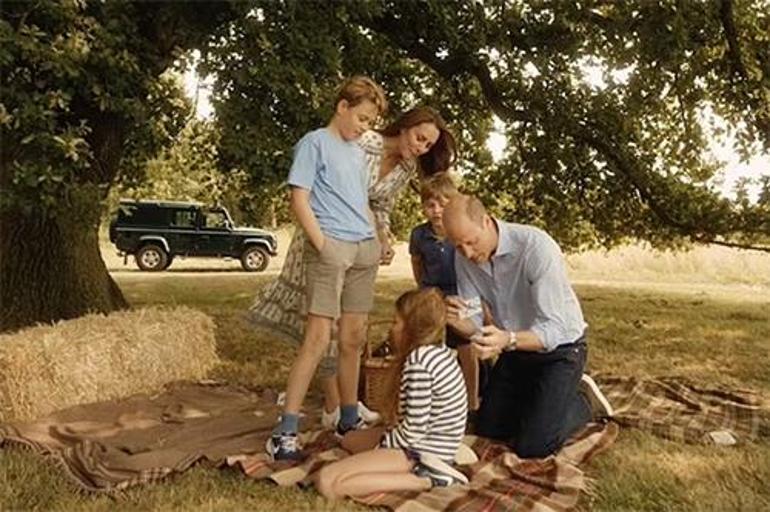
[0,307,219,422]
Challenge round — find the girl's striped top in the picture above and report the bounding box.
[381,344,468,462]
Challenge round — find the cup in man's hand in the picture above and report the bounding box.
[459,296,482,320]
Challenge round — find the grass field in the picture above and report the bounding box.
[2,240,769,511]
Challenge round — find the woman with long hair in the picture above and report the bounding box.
[250,106,457,430]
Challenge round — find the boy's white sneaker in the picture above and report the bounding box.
[321,401,382,430]
[321,407,340,430]
[357,400,382,424]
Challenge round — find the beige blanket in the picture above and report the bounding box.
[2,376,761,509]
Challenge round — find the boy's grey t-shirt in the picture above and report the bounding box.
[287,128,374,242]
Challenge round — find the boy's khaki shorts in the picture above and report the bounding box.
[305,236,380,318]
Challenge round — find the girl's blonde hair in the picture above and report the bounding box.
[381,288,447,425]
[334,75,388,115]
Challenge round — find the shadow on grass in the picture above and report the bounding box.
[87,273,770,512]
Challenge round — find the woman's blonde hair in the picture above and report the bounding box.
[380,288,447,425]
[334,75,388,115]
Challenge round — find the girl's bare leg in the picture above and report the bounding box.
[315,449,430,500]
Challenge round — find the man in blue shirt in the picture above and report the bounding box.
[443,193,613,458]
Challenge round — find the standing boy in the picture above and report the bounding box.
[268,76,387,460]
[408,173,484,413]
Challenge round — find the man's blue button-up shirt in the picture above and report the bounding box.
[455,219,587,352]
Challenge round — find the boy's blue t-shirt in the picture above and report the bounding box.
[287,128,373,241]
[409,222,457,295]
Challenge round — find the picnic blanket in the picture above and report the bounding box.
[0,381,285,492]
[597,375,769,445]
[0,376,766,506]
[230,423,618,512]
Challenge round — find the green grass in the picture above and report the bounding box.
[2,273,769,511]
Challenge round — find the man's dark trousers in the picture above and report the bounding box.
[476,336,591,458]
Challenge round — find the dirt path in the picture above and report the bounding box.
[105,229,769,303]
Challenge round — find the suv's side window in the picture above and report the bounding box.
[202,211,228,229]
[172,209,197,228]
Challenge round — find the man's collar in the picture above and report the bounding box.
[491,218,515,258]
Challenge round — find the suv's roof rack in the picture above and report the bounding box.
[118,198,204,208]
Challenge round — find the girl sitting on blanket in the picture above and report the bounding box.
[315,288,469,500]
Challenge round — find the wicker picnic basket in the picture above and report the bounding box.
[359,319,396,414]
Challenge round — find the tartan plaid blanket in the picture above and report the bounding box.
[596,375,769,445]
[1,375,765,502]
[228,422,618,512]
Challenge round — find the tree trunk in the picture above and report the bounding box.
[0,192,128,334]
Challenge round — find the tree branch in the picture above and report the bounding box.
[571,124,692,232]
[359,13,531,123]
[357,6,768,247]
[719,0,748,80]
[361,12,686,227]
[695,237,770,253]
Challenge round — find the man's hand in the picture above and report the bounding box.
[445,296,482,339]
[445,295,466,323]
[471,324,509,360]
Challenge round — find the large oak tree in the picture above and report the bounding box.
[207,0,768,249]
[0,1,235,332]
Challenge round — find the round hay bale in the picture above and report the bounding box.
[0,307,218,422]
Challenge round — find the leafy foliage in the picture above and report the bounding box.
[112,118,246,216]
[0,1,237,331]
[0,0,235,217]
[199,1,494,235]
[202,0,769,251]
[1,0,767,331]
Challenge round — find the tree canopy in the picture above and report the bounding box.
[1,0,768,332]
[204,0,769,250]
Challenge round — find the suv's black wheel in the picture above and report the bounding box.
[241,246,269,272]
[136,244,169,271]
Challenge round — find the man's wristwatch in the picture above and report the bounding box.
[505,330,518,351]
